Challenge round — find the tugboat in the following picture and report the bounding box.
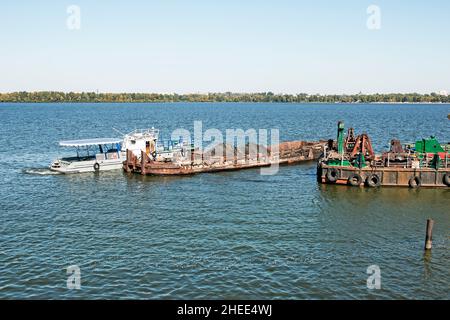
[317,121,450,188]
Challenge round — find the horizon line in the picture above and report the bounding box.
[1,90,449,96]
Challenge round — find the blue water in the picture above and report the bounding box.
[0,103,449,299]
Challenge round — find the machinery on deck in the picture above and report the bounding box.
[324,121,375,169]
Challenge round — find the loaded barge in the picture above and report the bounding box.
[123,130,325,175]
[317,122,450,188]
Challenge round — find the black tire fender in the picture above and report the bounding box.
[326,168,339,183]
[366,174,381,187]
[408,176,421,188]
[348,173,362,186]
[443,173,450,186]
[93,162,100,171]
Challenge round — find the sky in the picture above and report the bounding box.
[0,0,449,94]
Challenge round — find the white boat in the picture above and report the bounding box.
[50,138,125,173]
[50,128,160,174]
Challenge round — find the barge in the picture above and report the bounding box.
[317,122,450,188]
[123,134,325,175]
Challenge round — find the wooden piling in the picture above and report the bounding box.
[424,219,434,250]
[125,149,132,173]
[141,150,147,175]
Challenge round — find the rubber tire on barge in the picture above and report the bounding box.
[408,176,421,188]
[348,173,362,187]
[94,163,100,172]
[366,174,381,187]
[326,168,339,183]
[444,173,450,186]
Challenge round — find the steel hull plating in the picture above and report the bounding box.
[318,164,450,187]
[50,159,124,174]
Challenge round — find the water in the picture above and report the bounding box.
[0,103,449,299]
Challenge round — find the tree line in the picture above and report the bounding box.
[0,91,449,103]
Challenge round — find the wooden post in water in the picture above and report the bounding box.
[424,219,434,250]
[141,150,147,175]
[125,149,131,173]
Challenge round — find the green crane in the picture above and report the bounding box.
[337,121,345,154]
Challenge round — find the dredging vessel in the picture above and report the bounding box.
[317,121,450,188]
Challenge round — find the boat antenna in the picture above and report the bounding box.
[112,127,126,136]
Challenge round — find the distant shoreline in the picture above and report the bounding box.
[1,101,449,105]
[1,91,449,104]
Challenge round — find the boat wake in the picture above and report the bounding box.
[22,168,61,175]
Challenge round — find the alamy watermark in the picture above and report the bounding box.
[66,5,81,30]
[366,265,381,289]
[66,265,81,289]
[170,121,280,175]
[367,5,381,30]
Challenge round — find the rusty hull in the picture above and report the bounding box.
[124,141,325,176]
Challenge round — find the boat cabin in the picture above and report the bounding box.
[58,138,123,161]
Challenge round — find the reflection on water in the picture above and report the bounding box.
[423,251,433,280]
[319,183,450,206]
[0,103,449,299]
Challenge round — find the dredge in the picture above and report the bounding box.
[123,130,325,175]
[317,122,450,188]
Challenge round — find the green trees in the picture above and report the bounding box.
[0,91,449,103]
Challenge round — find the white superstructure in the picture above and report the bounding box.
[122,128,160,158]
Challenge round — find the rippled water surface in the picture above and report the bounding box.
[0,103,449,299]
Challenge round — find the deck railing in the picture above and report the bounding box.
[383,148,449,169]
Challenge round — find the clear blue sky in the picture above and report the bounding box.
[1,0,449,94]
